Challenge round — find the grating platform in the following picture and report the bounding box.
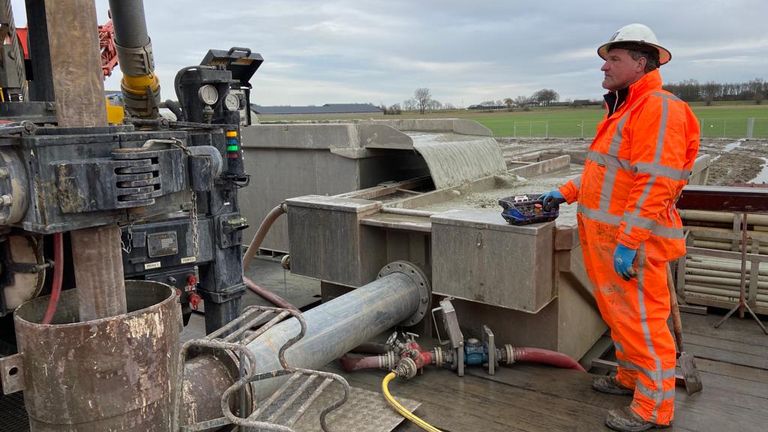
[0,392,28,431]
[294,384,419,432]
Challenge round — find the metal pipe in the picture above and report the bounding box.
[14,281,180,431]
[381,207,436,218]
[685,284,768,302]
[691,240,763,253]
[108,0,161,118]
[687,259,768,276]
[108,0,149,47]
[686,274,768,289]
[681,209,768,226]
[685,267,768,282]
[182,266,425,421]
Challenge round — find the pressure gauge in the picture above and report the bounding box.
[224,93,240,111]
[198,85,219,105]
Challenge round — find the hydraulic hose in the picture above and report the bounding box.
[241,202,296,310]
[41,233,64,325]
[511,347,586,372]
[382,372,442,432]
[340,353,396,372]
[243,276,298,312]
[242,203,287,272]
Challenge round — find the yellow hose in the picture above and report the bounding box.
[381,372,442,432]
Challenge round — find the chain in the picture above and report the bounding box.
[189,190,200,260]
[121,223,134,254]
[153,138,201,260]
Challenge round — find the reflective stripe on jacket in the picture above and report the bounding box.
[559,69,700,261]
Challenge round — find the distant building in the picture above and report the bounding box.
[571,99,601,107]
[468,102,507,111]
[251,103,383,115]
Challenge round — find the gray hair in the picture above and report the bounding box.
[609,42,660,72]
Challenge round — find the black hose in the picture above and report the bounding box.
[164,99,184,121]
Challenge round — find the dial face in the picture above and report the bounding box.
[224,93,240,111]
[198,85,219,105]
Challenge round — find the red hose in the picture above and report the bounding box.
[41,233,64,325]
[512,347,586,372]
[340,354,386,372]
[243,276,298,313]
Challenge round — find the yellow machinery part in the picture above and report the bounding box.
[121,73,160,95]
[105,96,125,125]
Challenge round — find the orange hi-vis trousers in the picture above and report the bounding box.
[580,220,677,425]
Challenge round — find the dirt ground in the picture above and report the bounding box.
[496,138,768,186]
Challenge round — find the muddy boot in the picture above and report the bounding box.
[592,375,634,395]
[605,407,670,431]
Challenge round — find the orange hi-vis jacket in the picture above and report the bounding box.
[559,69,700,260]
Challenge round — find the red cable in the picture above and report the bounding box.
[41,233,64,325]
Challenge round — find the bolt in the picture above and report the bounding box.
[0,195,12,206]
[0,167,8,178]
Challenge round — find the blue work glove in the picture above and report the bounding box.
[613,244,638,280]
[539,190,566,211]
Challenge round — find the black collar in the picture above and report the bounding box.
[603,87,629,116]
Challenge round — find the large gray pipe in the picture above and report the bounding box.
[108,0,161,118]
[181,262,429,424]
[108,0,149,47]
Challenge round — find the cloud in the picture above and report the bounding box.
[10,0,768,106]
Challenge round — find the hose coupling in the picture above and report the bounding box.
[394,357,418,380]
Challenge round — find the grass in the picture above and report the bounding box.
[258,103,768,138]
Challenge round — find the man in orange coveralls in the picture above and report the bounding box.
[540,23,700,431]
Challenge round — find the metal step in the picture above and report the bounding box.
[176,305,349,432]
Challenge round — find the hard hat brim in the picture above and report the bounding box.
[598,41,671,65]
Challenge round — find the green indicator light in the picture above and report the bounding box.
[227,145,240,152]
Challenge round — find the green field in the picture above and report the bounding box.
[259,102,768,139]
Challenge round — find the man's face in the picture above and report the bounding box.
[600,48,646,91]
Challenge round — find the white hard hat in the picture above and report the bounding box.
[598,23,671,65]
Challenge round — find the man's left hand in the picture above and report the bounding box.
[613,244,638,280]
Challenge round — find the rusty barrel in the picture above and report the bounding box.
[14,280,181,431]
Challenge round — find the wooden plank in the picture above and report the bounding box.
[684,341,768,370]
[325,356,768,431]
[681,312,768,345]
[328,363,618,432]
[684,333,768,361]
[694,357,768,385]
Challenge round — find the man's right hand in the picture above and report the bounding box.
[539,190,566,211]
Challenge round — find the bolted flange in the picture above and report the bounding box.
[377,260,431,327]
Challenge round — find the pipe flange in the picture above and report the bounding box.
[377,260,430,327]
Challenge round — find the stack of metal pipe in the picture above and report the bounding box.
[680,209,768,313]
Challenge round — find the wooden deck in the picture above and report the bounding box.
[2,257,767,431]
[326,311,768,432]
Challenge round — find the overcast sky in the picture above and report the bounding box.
[11,0,768,107]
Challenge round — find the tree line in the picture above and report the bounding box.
[380,78,766,115]
[381,88,561,115]
[663,79,765,105]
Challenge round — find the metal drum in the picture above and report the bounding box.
[13,280,181,431]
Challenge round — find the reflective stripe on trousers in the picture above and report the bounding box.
[577,215,677,425]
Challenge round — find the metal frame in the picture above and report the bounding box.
[678,217,768,334]
[713,213,767,333]
[173,305,350,431]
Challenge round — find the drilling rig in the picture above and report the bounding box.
[0,2,433,430]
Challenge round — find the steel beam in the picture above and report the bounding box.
[679,185,768,213]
